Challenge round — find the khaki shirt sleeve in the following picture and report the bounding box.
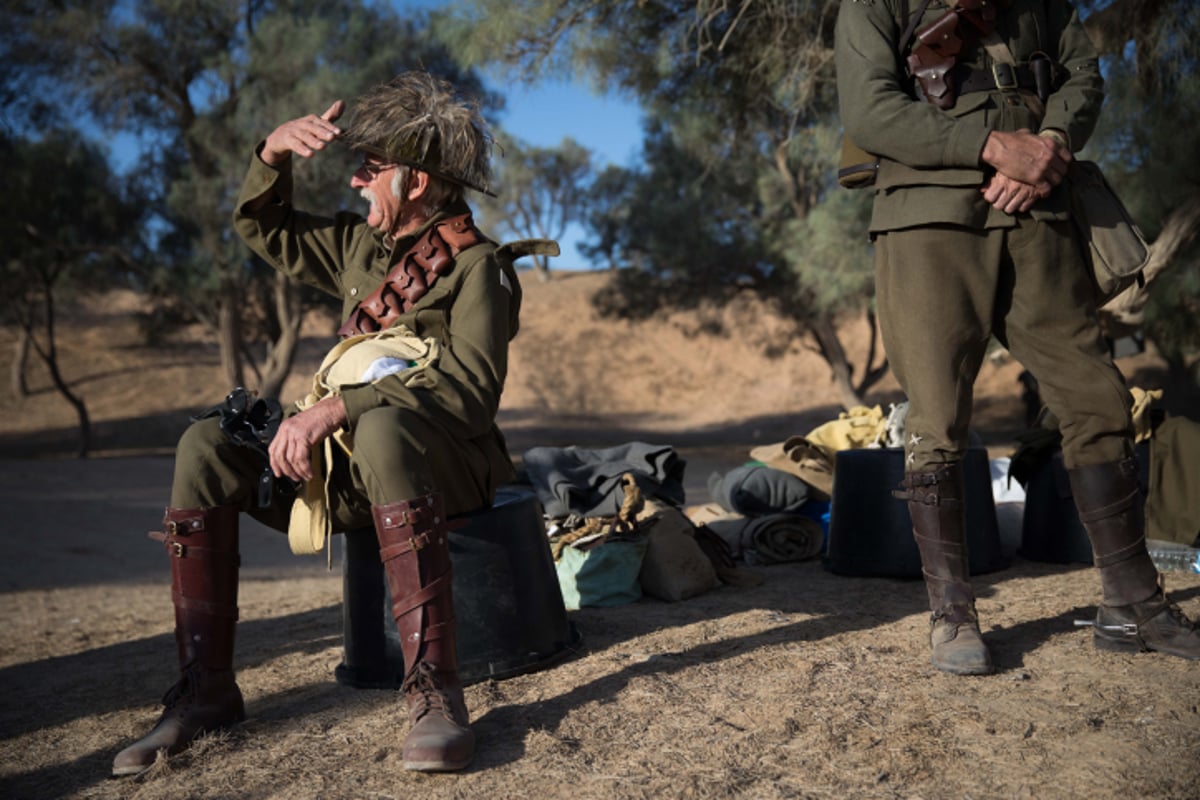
[835,0,993,168]
[232,145,373,298]
[1037,1,1104,151]
[339,246,516,440]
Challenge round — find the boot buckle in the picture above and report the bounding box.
[169,541,186,558]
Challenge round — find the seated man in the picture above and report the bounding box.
[114,72,529,776]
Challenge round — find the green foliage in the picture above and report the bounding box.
[0,128,146,323]
[445,0,863,326]
[6,0,494,388]
[1084,0,1200,370]
[583,121,787,322]
[477,132,594,272]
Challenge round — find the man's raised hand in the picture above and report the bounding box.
[260,100,346,166]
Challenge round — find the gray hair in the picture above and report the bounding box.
[342,72,494,204]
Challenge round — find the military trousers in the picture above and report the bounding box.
[874,216,1133,472]
[170,405,497,534]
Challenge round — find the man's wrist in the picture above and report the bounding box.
[1039,128,1070,151]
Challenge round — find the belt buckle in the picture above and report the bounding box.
[992,62,1018,91]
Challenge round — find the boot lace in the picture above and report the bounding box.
[402,661,454,722]
[161,665,200,708]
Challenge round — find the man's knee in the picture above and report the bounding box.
[175,417,229,473]
[349,408,432,500]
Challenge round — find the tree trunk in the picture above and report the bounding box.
[809,316,867,409]
[257,272,304,400]
[23,292,91,458]
[1100,191,1200,337]
[217,289,244,391]
[43,350,91,459]
[10,328,30,398]
[852,308,890,399]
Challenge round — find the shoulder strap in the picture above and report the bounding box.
[899,0,935,53]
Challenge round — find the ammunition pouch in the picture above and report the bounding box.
[908,0,1064,109]
[337,214,488,339]
[192,387,298,507]
[838,137,880,189]
[907,0,997,109]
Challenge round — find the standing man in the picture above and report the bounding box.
[835,0,1198,674]
[114,72,530,774]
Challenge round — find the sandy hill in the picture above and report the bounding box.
[0,269,1172,460]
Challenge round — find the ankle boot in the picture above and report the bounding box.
[1069,458,1200,660]
[112,506,245,776]
[374,494,474,772]
[895,464,994,675]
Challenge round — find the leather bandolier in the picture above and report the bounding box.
[337,213,488,339]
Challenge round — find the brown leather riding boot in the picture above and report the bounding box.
[112,505,245,776]
[1069,458,1200,660]
[374,493,474,772]
[896,464,994,675]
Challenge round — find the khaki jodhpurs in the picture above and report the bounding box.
[170,405,496,533]
[875,216,1134,472]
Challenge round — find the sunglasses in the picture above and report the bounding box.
[358,157,396,177]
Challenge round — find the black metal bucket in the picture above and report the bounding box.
[336,484,582,689]
[823,447,1010,579]
[1019,442,1150,565]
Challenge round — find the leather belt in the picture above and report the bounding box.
[956,61,1039,95]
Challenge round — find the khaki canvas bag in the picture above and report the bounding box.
[1066,160,1150,305]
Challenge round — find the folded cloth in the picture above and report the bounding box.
[707,464,811,515]
[748,437,835,500]
[805,405,888,452]
[523,442,686,519]
[702,510,824,566]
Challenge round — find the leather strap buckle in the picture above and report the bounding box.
[991,62,1018,91]
[170,541,185,557]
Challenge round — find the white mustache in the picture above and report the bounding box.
[360,188,377,206]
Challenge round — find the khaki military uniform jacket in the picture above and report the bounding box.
[835,0,1103,232]
[232,147,521,487]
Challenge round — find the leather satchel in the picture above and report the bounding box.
[1066,161,1149,305]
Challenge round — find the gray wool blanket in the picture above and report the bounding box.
[522,442,687,519]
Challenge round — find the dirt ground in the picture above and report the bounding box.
[1,273,1198,800]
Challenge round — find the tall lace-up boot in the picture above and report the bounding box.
[895,463,994,675]
[112,505,245,776]
[374,493,474,771]
[1069,458,1200,660]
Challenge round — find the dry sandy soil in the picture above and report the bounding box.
[1,271,1198,800]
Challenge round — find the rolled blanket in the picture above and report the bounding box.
[701,511,824,566]
[707,464,811,515]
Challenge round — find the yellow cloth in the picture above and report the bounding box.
[804,405,888,453]
[1130,386,1163,444]
[287,326,441,560]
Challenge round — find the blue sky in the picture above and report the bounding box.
[99,3,646,269]
[391,1,648,268]
[487,79,644,268]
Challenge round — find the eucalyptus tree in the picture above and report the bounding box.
[1082,0,1200,391]
[477,132,594,280]
[440,0,885,407]
[0,130,147,457]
